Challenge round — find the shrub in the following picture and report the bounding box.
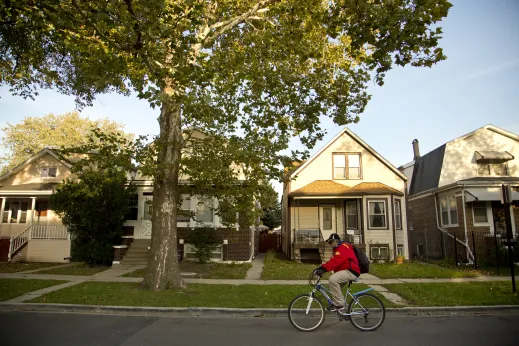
[188,226,222,263]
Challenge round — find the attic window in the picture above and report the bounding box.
[333,153,361,180]
[41,167,57,177]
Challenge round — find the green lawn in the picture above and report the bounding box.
[370,261,480,279]
[30,281,393,308]
[261,252,331,280]
[385,281,519,306]
[0,262,62,273]
[0,279,66,301]
[36,263,110,276]
[123,261,252,279]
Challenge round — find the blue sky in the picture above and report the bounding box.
[1,0,518,197]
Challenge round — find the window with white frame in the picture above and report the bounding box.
[397,245,404,256]
[41,167,57,178]
[394,199,402,230]
[333,153,361,179]
[178,196,192,222]
[440,195,458,226]
[196,197,214,223]
[370,244,389,260]
[184,243,222,261]
[472,201,489,224]
[368,200,387,228]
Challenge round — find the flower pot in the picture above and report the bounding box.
[396,256,404,264]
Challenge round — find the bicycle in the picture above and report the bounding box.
[287,271,386,332]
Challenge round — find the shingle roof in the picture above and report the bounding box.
[409,144,446,195]
[0,182,60,192]
[290,180,403,196]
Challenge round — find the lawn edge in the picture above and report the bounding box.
[1,302,518,317]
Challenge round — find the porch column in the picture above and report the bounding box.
[0,197,6,226]
[30,197,37,225]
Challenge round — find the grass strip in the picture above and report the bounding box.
[123,262,252,279]
[36,263,110,276]
[384,281,519,306]
[261,252,331,280]
[0,262,63,273]
[370,262,479,279]
[0,279,67,301]
[30,282,394,308]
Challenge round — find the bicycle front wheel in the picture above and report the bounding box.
[288,294,326,332]
[348,293,385,331]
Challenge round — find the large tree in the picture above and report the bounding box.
[0,0,452,290]
[0,111,133,174]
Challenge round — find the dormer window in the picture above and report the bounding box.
[41,167,57,178]
[333,153,361,180]
[475,151,513,177]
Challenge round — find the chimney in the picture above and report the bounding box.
[412,139,420,161]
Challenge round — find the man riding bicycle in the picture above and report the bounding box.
[313,233,360,313]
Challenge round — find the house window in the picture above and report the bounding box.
[477,162,508,176]
[143,199,153,221]
[368,200,387,228]
[184,243,222,261]
[41,167,57,178]
[35,201,48,218]
[333,153,361,179]
[397,245,404,256]
[322,207,333,230]
[196,197,214,223]
[178,196,192,222]
[125,194,139,221]
[394,199,402,230]
[370,244,389,261]
[440,195,458,226]
[472,201,488,224]
[345,201,358,229]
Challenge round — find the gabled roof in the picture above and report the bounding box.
[290,180,403,197]
[0,147,72,183]
[289,127,407,181]
[408,124,519,196]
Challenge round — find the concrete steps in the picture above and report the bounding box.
[120,239,151,265]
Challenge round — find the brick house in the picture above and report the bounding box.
[399,125,519,262]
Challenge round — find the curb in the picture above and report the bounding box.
[1,303,518,317]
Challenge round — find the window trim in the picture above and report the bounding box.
[367,198,389,230]
[396,245,404,257]
[332,152,362,180]
[370,244,390,261]
[440,195,459,227]
[472,201,490,226]
[40,166,58,178]
[394,199,402,230]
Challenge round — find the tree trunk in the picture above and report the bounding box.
[140,92,185,291]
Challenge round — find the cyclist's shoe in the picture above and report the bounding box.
[326,304,342,312]
[337,307,349,321]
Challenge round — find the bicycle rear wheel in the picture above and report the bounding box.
[288,294,326,332]
[348,293,385,331]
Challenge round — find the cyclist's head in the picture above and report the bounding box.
[326,233,341,246]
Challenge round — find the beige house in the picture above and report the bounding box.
[399,124,519,262]
[282,127,409,263]
[0,148,71,263]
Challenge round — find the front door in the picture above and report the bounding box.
[320,204,336,239]
[139,196,153,239]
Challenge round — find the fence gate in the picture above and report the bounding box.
[259,232,282,253]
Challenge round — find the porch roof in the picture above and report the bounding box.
[0,182,59,195]
[290,180,403,197]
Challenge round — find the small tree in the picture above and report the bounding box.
[50,131,136,265]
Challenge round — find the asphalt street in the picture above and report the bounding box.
[0,311,517,346]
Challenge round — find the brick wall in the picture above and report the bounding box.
[408,195,445,259]
[177,227,252,261]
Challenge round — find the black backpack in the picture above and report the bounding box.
[352,245,370,274]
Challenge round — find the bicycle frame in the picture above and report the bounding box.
[309,277,374,317]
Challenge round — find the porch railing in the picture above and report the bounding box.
[30,224,69,239]
[294,229,321,243]
[8,227,30,262]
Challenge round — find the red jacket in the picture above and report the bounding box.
[322,242,360,276]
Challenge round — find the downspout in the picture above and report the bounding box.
[461,185,473,263]
[433,192,474,264]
